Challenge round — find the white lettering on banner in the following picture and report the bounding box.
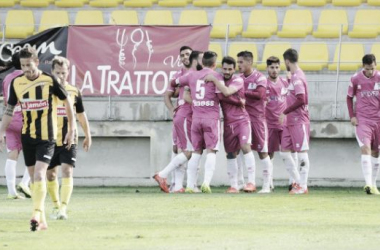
[20,100,49,111]
[151,71,168,95]
[129,28,154,69]
[0,42,62,62]
[81,70,94,94]
[163,55,182,68]
[116,29,128,70]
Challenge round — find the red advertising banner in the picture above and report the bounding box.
[67,25,211,96]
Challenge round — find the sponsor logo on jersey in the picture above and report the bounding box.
[193,100,215,107]
[20,100,49,111]
[57,106,67,116]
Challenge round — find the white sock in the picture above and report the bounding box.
[261,156,272,189]
[187,153,201,189]
[298,152,310,189]
[227,158,238,189]
[20,167,30,186]
[280,152,300,184]
[5,159,17,196]
[270,158,274,188]
[361,155,372,186]
[372,156,380,187]
[159,153,188,178]
[170,152,177,186]
[174,163,186,191]
[203,153,216,186]
[244,152,256,185]
[237,152,245,187]
[289,152,298,184]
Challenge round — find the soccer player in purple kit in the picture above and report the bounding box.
[279,49,310,195]
[347,54,380,195]
[237,51,273,193]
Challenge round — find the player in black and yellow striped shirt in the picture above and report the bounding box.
[46,56,92,220]
[0,47,76,232]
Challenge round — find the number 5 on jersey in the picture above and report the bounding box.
[196,80,205,100]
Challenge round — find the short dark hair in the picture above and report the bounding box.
[52,56,70,70]
[266,56,280,66]
[11,52,21,70]
[222,56,236,68]
[237,51,253,62]
[180,46,192,53]
[283,48,298,63]
[362,54,376,65]
[19,47,38,60]
[189,50,202,64]
[202,51,217,67]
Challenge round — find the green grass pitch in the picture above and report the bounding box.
[1,186,380,250]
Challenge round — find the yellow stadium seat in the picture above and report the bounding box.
[124,0,153,7]
[227,0,257,6]
[211,10,243,38]
[370,44,380,70]
[75,11,104,25]
[38,11,69,33]
[242,10,277,38]
[297,0,326,6]
[277,10,313,38]
[55,0,85,7]
[144,10,173,25]
[90,0,119,7]
[208,42,223,67]
[228,43,258,66]
[0,0,16,7]
[5,10,35,39]
[257,43,291,71]
[20,0,50,7]
[348,10,380,38]
[158,0,188,6]
[110,11,139,25]
[328,44,364,71]
[332,0,361,6]
[193,0,222,6]
[179,10,208,25]
[298,43,329,71]
[368,0,380,5]
[262,0,291,6]
[313,10,348,38]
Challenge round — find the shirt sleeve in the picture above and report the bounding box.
[230,77,244,92]
[177,73,189,87]
[256,75,267,88]
[347,77,356,97]
[293,79,305,95]
[52,76,68,100]
[7,80,18,106]
[75,89,85,114]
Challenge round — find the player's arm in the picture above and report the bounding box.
[0,82,17,151]
[164,90,176,115]
[75,91,92,152]
[283,94,305,115]
[183,87,192,104]
[347,78,357,126]
[245,86,266,100]
[204,74,237,97]
[217,93,245,107]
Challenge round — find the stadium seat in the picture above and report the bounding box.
[328,44,364,71]
[5,10,35,39]
[370,44,380,69]
[368,0,380,5]
[20,0,50,7]
[228,43,258,66]
[298,43,329,71]
[90,0,119,7]
[348,10,380,38]
[124,0,153,7]
[75,11,104,25]
[262,0,291,6]
[208,42,223,67]
[332,0,361,6]
[158,0,188,7]
[242,10,277,38]
[144,10,173,25]
[227,0,257,6]
[0,0,16,7]
[193,0,222,6]
[179,10,208,25]
[55,0,85,7]
[110,11,139,25]
[210,10,243,38]
[257,43,291,70]
[313,10,348,38]
[297,0,326,6]
[277,10,313,38]
[38,11,69,33]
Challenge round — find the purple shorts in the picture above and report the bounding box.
[355,121,380,151]
[268,127,283,153]
[223,120,251,153]
[281,123,310,152]
[5,121,23,152]
[191,118,221,151]
[250,119,268,153]
[173,115,193,151]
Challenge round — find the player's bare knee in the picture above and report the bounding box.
[226,152,236,159]
[269,153,274,159]
[258,152,268,160]
[241,144,251,154]
[361,146,371,155]
[372,151,379,158]
[46,169,57,181]
[183,151,192,159]
[172,146,178,154]
[7,150,19,161]
[62,164,73,178]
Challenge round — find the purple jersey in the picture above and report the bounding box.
[177,68,220,120]
[167,68,193,118]
[286,69,310,125]
[266,77,288,128]
[241,70,267,121]
[219,74,249,125]
[2,70,23,124]
[348,70,380,122]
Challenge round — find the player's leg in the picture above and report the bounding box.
[47,165,60,219]
[12,129,31,198]
[371,150,380,194]
[242,121,256,192]
[59,163,74,220]
[169,145,178,192]
[223,124,239,193]
[186,118,203,193]
[295,124,310,192]
[226,151,239,193]
[5,149,23,199]
[254,122,272,194]
[236,151,245,190]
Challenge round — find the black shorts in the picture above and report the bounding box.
[48,145,77,169]
[21,135,55,167]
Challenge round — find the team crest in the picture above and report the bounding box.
[374,82,380,90]
[248,82,257,90]
[358,85,361,90]
[281,87,288,95]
